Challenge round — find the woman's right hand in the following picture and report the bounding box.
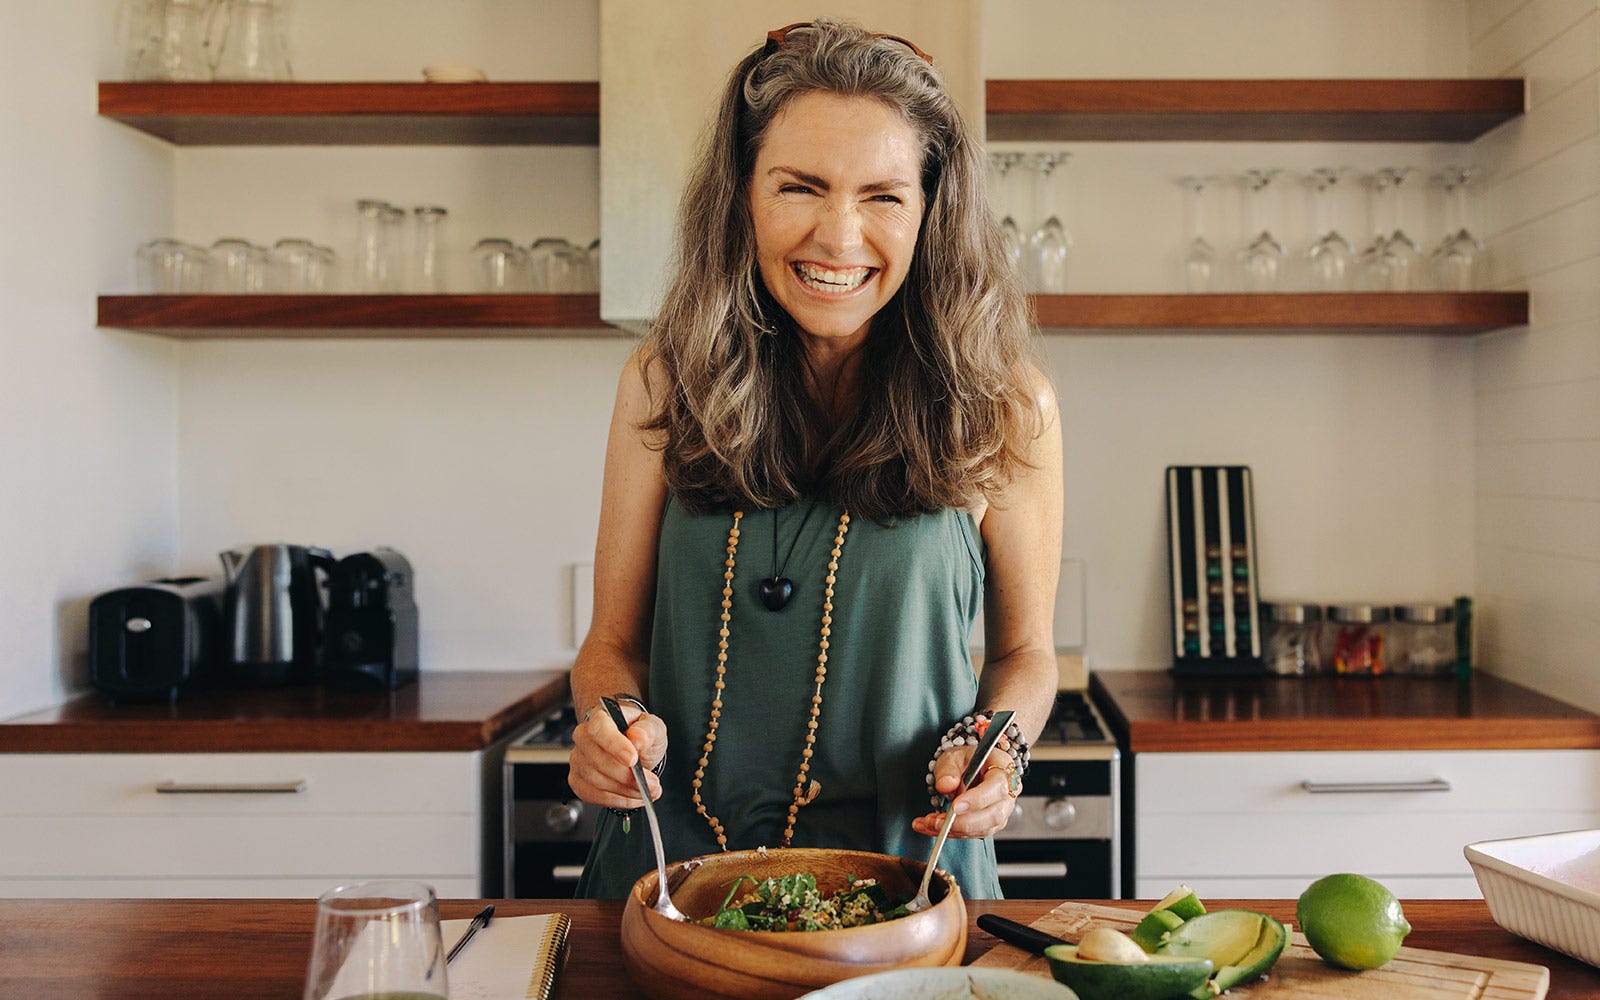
[567,702,669,810]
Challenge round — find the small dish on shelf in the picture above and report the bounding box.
[1465,827,1600,968]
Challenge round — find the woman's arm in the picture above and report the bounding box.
[913,370,1064,839]
[567,351,673,810]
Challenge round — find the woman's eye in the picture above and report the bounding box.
[871,194,903,204]
[780,184,816,195]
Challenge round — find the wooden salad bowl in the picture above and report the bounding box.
[619,847,968,1000]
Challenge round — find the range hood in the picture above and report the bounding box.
[598,0,983,333]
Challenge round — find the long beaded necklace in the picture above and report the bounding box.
[690,506,852,850]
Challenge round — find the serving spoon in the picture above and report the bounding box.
[601,696,688,922]
[906,709,1015,914]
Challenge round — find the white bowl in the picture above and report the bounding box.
[1465,827,1600,968]
[799,966,1078,999]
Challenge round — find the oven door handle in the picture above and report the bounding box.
[551,865,587,882]
[994,861,1070,879]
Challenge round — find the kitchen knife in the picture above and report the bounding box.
[976,913,1073,955]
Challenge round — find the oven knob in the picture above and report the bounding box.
[1042,798,1077,831]
[544,801,582,834]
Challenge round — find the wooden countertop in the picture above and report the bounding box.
[0,670,569,753]
[1091,669,1600,752]
[0,897,1593,999]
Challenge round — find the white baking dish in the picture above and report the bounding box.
[1465,828,1600,968]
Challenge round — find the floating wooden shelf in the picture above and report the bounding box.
[97,294,619,337]
[985,79,1524,141]
[98,82,600,145]
[97,292,1527,337]
[1029,292,1528,334]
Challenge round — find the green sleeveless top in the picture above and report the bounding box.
[576,497,1001,900]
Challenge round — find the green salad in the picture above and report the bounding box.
[701,872,913,931]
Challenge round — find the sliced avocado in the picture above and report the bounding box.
[1043,943,1213,1000]
[1131,908,1187,952]
[1151,883,1207,921]
[1156,910,1289,998]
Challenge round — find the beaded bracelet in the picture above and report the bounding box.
[925,711,1031,807]
[582,695,667,827]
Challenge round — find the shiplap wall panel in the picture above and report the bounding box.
[1470,0,1600,713]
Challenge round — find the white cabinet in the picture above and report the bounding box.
[0,751,500,898]
[1133,750,1600,900]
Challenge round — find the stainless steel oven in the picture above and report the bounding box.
[504,688,1120,899]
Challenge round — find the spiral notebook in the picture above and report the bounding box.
[438,911,570,1000]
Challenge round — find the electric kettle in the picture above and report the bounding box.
[219,543,336,686]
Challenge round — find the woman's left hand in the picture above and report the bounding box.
[910,746,1019,840]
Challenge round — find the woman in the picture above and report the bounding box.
[568,18,1062,901]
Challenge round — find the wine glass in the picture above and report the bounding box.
[1304,167,1354,291]
[1028,151,1071,293]
[1431,166,1484,290]
[303,880,447,1000]
[989,152,1026,276]
[1178,174,1217,293]
[1360,167,1422,290]
[1239,169,1287,291]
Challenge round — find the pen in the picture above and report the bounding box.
[446,904,495,965]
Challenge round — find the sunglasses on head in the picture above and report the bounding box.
[763,21,935,65]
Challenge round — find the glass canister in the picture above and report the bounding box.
[1261,601,1323,676]
[1325,603,1391,675]
[1392,603,1457,676]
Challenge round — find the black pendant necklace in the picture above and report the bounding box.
[758,502,818,612]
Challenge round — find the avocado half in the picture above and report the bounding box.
[1156,909,1289,998]
[1042,943,1214,1000]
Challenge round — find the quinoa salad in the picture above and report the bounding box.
[701,872,912,931]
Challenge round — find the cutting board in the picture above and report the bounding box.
[972,901,1549,999]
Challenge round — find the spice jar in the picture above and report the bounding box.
[1325,603,1391,675]
[1392,603,1457,676]
[1261,601,1322,676]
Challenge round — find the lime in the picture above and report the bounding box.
[1296,873,1412,970]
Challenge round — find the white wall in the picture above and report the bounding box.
[1469,0,1600,712]
[0,0,179,717]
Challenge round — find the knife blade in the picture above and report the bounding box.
[976,913,1073,955]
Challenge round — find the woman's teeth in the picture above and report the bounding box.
[793,262,872,292]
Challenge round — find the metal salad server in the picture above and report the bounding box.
[906,709,1016,913]
[601,696,688,922]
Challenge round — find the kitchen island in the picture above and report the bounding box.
[0,896,1594,998]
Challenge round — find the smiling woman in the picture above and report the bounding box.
[567,17,1064,903]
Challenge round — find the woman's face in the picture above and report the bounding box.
[748,91,926,351]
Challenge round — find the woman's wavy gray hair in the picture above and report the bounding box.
[641,17,1043,520]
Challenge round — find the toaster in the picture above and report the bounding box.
[89,576,226,702]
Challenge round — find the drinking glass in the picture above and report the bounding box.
[131,0,215,81]
[1430,167,1484,291]
[1360,167,1422,290]
[989,152,1026,276]
[309,245,338,292]
[271,238,318,292]
[302,880,447,1000]
[355,199,393,293]
[1178,175,1217,293]
[380,205,406,292]
[1027,151,1071,294]
[409,206,448,292]
[1239,169,1287,291]
[526,237,574,292]
[212,0,292,80]
[136,238,207,293]
[473,238,525,292]
[206,237,264,293]
[1304,167,1354,291]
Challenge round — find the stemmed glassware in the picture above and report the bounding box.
[1027,152,1071,293]
[1178,175,1217,293]
[1304,167,1354,291]
[1239,169,1287,291]
[1360,167,1423,290]
[1430,167,1484,290]
[989,152,1026,275]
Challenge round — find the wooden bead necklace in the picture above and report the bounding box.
[690,506,852,850]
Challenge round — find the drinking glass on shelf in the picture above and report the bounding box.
[212,0,292,81]
[309,245,338,292]
[1239,169,1287,291]
[354,198,393,293]
[472,238,526,292]
[380,204,406,292]
[1430,167,1484,291]
[136,238,207,293]
[989,152,1026,277]
[302,881,446,1000]
[1360,167,1422,291]
[1027,151,1071,294]
[206,238,264,293]
[527,237,574,292]
[410,206,448,292]
[1178,175,1217,293]
[130,0,215,81]
[271,237,318,293]
[1303,167,1354,291]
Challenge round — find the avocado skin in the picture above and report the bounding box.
[1043,944,1214,1000]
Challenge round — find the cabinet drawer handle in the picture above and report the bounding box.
[996,862,1070,879]
[551,865,586,882]
[155,780,307,794]
[1300,778,1451,794]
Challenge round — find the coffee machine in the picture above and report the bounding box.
[321,548,419,690]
